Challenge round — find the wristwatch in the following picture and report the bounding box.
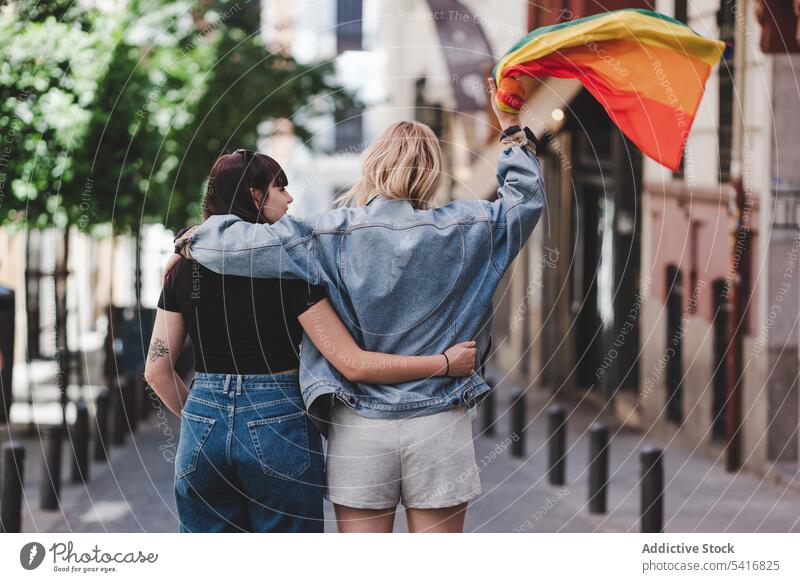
[500,125,522,140]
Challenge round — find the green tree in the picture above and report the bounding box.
[0,5,105,228]
[0,1,107,416]
[2,0,355,348]
[164,0,355,230]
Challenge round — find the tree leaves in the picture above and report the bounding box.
[0,0,355,234]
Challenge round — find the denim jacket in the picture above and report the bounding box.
[183,140,545,424]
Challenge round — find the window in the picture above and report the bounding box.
[414,77,445,139]
[334,107,364,153]
[336,0,362,53]
[674,0,688,24]
[717,0,736,183]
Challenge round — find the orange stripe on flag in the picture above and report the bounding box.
[507,55,699,171]
[552,40,712,114]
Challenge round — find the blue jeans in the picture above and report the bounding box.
[174,372,324,532]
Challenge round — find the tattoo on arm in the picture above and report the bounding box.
[148,338,169,363]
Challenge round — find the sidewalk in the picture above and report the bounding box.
[5,408,180,533]
[6,366,800,532]
[462,379,800,533]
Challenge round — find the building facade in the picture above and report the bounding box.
[490,0,800,485]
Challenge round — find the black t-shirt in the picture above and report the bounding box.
[157,257,326,374]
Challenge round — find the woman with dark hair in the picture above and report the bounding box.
[144,149,477,533]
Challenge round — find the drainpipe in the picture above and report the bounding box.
[725,0,749,472]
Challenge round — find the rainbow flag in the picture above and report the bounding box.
[493,9,726,171]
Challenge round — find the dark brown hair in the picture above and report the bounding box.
[202,150,288,224]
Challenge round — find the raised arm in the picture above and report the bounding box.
[144,309,189,416]
[177,213,319,283]
[487,77,546,272]
[298,299,476,384]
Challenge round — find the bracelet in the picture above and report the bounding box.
[442,353,450,377]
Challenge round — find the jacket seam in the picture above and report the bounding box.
[449,233,468,338]
[192,219,492,254]
[301,377,485,411]
[314,218,491,236]
[495,145,540,218]
[489,182,543,275]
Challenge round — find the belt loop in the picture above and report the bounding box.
[236,375,243,395]
[223,374,232,396]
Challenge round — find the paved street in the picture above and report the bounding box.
[5,411,180,533]
[4,366,800,533]
[464,385,800,533]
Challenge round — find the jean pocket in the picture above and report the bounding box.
[176,411,216,479]
[247,411,311,481]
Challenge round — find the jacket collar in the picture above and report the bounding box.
[366,194,413,207]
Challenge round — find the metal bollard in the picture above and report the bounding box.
[510,388,526,458]
[71,401,90,483]
[0,286,15,426]
[1,442,25,532]
[141,381,153,421]
[481,383,496,437]
[124,375,140,434]
[640,446,664,533]
[588,422,609,514]
[40,425,63,511]
[111,381,126,446]
[547,404,566,485]
[93,388,110,462]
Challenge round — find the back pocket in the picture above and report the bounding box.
[247,411,311,481]
[176,411,216,479]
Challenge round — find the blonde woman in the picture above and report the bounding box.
[176,79,544,532]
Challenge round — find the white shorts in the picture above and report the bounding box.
[325,402,482,510]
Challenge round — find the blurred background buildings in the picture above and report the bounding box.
[0,0,799,495]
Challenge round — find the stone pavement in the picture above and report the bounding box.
[5,365,800,532]
[462,381,800,533]
[5,410,181,533]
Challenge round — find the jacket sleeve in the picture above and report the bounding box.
[489,141,546,273]
[185,213,320,284]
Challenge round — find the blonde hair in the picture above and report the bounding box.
[338,121,443,209]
